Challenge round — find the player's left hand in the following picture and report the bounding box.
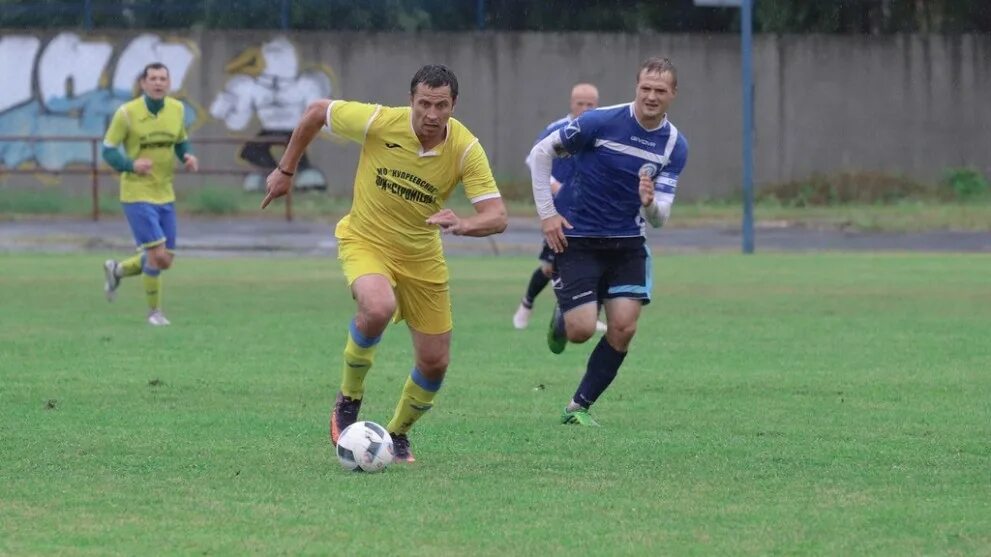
[427,209,465,235]
[639,174,655,207]
[183,154,199,172]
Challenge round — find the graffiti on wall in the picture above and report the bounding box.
[210,37,333,191]
[0,32,199,171]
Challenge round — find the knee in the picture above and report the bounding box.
[541,265,554,278]
[606,322,637,349]
[148,252,172,270]
[417,352,449,376]
[567,323,596,344]
[357,301,395,330]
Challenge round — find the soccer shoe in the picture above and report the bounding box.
[561,407,600,427]
[547,305,567,354]
[391,433,416,463]
[103,259,121,302]
[147,310,171,326]
[595,320,608,333]
[513,303,532,330]
[330,392,362,445]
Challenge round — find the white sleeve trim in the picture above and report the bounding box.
[326,101,380,141]
[459,138,479,174]
[470,192,502,204]
[324,100,337,131]
[363,105,381,140]
[530,132,563,220]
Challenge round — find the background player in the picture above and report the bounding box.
[513,83,603,332]
[529,57,688,426]
[261,64,507,462]
[102,62,199,326]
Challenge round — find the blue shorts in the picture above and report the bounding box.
[121,202,177,250]
[553,236,652,313]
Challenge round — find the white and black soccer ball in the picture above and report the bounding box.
[336,421,394,473]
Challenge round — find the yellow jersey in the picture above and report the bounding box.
[103,96,188,204]
[329,100,500,268]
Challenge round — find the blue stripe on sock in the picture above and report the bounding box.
[142,264,161,277]
[410,367,443,392]
[349,319,382,348]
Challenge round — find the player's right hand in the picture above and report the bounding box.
[541,214,572,253]
[261,168,293,209]
[133,158,153,175]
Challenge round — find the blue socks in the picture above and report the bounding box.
[573,336,627,408]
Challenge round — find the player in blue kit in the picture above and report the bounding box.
[513,83,600,330]
[528,57,689,426]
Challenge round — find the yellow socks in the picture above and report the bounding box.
[142,265,161,310]
[341,319,382,400]
[120,253,144,277]
[387,368,442,435]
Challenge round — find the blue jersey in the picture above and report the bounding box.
[558,103,688,237]
[534,116,578,218]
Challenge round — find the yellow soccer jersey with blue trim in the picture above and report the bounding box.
[329,100,501,268]
[103,96,188,204]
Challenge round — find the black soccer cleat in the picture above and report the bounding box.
[391,433,416,463]
[330,391,362,445]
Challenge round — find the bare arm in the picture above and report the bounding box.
[261,99,331,208]
[426,197,507,237]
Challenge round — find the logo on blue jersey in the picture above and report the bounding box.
[638,163,659,178]
[630,135,657,147]
[563,120,581,140]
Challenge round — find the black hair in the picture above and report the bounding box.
[141,62,169,80]
[410,64,458,100]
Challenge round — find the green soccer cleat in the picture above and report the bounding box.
[547,305,567,354]
[561,406,600,427]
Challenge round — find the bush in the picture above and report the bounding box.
[940,168,989,201]
[757,172,931,206]
[0,188,67,214]
[186,186,240,215]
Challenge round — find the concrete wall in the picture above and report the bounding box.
[1,30,989,200]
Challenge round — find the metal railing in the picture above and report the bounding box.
[0,135,296,222]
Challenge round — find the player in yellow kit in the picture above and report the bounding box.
[101,62,199,326]
[262,65,507,462]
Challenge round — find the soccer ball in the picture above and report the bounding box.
[336,421,394,473]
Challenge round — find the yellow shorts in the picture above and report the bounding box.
[337,238,452,335]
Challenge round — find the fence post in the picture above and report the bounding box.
[91,138,100,221]
[83,0,93,31]
[285,187,293,222]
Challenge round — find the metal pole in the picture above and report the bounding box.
[477,0,485,30]
[741,0,755,254]
[285,188,293,222]
[91,139,100,221]
[83,0,93,31]
[280,0,290,30]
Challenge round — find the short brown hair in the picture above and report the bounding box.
[637,57,677,87]
[140,62,169,80]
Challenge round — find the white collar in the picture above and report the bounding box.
[628,103,668,132]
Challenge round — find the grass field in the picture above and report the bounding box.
[1,253,990,555]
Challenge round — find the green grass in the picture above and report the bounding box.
[1,253,990,555]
